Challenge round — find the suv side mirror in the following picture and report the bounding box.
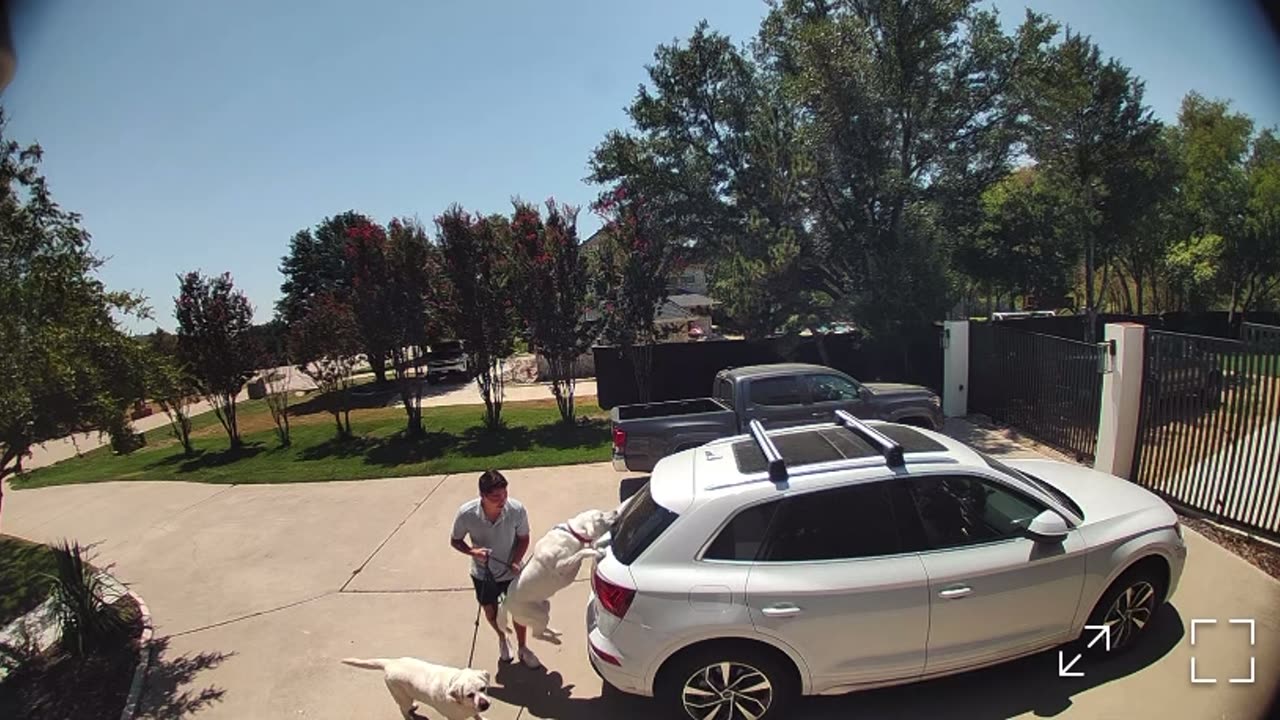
[1022,510,1069,544]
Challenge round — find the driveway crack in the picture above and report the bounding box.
[339,474,450,592]
[167,591,334,638]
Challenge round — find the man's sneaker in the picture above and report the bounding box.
[519,646,542,669]
[498,636,513,663]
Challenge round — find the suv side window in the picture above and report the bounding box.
[760,482,901,561]
[809,374,861,402]
[905,475,1045,550]
[704,501,780,561]
[749,376,808,406]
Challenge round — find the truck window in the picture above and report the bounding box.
[749,376,808,406]
[714,377,733,404]
[810,374,860,402]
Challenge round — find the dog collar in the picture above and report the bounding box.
[555,523,592,545]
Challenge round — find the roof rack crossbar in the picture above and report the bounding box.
[834,410,905,467]
[747,419,789,483]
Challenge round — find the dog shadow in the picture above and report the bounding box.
[487,663,648,720]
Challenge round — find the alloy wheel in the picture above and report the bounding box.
[1102,580,1156,650]
[681,661,773,720]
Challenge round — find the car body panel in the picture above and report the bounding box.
[745,553,930,685]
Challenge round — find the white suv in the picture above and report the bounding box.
[587,414,1186,719]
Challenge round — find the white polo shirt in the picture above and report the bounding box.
[451,497,530,582]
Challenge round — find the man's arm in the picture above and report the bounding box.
[509,504,532,570]
[511,534,531,570]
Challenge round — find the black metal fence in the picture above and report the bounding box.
[1131,323,1280,539]
[969,323,1104,462]
[593,326,943,409]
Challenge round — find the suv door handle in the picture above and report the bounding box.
[939,585,972,599]
[761,603,802,617]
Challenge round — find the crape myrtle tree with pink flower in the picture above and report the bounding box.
[589,185,682,403]
[509,198,599,425]
[435,206,521,431]
[174,271,257,449]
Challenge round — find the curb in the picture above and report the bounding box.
[117,585,155,720]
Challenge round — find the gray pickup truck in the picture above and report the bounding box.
[610,362,942,472]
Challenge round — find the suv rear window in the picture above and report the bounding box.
[610,483,678,565]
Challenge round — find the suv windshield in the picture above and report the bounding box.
[980,453,1085,519]
[610,483,678,565]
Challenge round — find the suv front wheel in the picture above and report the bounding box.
[656,642,798,720]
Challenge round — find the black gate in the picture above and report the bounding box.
[1131,323,1280,539]
[969,323,1104,462]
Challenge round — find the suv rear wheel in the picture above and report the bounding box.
[656,643,798,720]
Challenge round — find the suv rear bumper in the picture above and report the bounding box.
[586,596,649,696]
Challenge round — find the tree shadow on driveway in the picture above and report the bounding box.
[134,637,233,720]
[488,605,1184,719]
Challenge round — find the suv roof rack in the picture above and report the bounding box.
[745,413,906,483]
[747,419,788,483]
[834,410,904,467]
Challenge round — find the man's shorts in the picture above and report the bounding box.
[471,575,512,606]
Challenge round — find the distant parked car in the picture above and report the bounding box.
[426,340,470,384]
[588,416,1187,719]
[1146,342,1223,403]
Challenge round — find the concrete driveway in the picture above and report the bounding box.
[3,451,1278,718]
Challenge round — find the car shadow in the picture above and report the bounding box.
[489,605,1184,719]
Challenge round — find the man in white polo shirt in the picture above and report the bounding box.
[449,469,539,668]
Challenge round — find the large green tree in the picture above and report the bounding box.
[0,124,150,515]
[1025,30,1161,339]
[591,0,1057,339]
[958,167,1078,311]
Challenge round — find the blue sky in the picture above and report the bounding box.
[3,0,1278,332]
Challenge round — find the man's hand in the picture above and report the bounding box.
[509,560,523,573]
[470,547,491,561]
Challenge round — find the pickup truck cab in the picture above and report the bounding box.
[611,363,942,473]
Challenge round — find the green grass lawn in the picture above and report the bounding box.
[12,395,611,489]
[0,536,59,627]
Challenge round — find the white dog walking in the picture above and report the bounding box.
[497,508,618,647]
[342,657,492,720]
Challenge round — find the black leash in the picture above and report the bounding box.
[465,554,519,668]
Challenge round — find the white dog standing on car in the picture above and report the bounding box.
[497,508,618,650]
[341,657,491,720]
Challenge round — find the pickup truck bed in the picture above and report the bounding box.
[610,363,942,473]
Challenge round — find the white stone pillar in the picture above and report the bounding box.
[942,321,969,418]
[1095,322,1146,479]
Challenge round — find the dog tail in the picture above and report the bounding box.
[341,657,388,671]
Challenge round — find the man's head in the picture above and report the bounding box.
[478,469,508,509]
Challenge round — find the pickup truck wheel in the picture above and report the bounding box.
[657,643,797,720]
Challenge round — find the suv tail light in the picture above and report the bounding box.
[612,426,627,452]
[592,568,635,618]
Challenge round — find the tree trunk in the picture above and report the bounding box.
[1228,280,1240,328]
[369,349,388,385]
[1135,269,1144,316]
[814,332,832,367]
[1084,236,1097,343]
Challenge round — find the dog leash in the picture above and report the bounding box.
[465,554,518,668]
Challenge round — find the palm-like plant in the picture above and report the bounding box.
[43,540,130,658]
